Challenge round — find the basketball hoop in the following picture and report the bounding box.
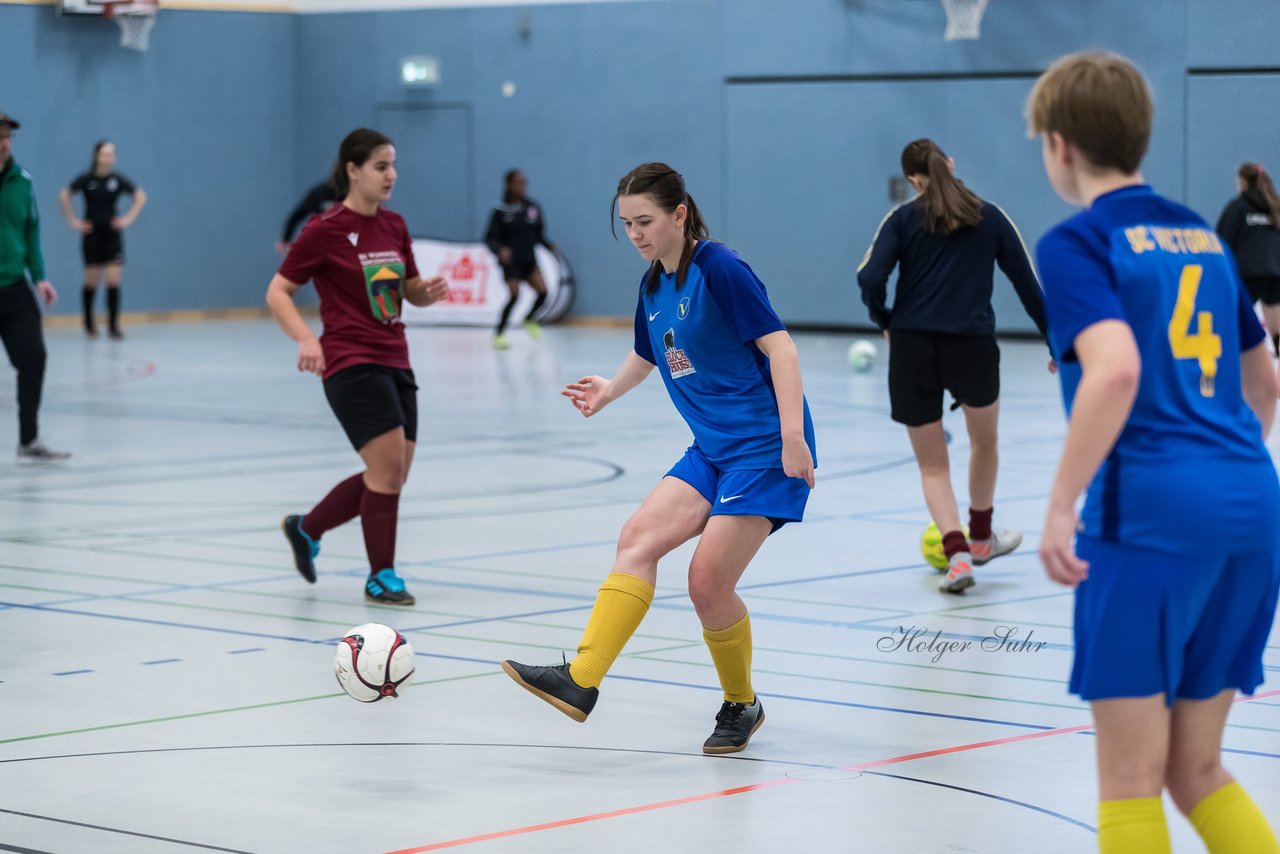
[104,0,157,52]
[940,0,989,40]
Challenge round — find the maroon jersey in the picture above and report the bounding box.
[278,204,419,379]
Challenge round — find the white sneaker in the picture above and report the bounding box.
[17,438,71,466]
[969,529,1023,565]
[939,551,975,593]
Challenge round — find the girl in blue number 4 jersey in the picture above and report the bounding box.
[1031,52,1280,853]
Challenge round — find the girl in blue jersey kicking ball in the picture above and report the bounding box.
[502,162,816,754]
[1032,52,1280,853]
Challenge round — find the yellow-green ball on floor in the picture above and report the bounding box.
[921,522,968,571]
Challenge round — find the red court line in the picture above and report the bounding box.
[385,779,801,853]
[386,688,1280,853]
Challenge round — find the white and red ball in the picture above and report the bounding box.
[334,623,415,702]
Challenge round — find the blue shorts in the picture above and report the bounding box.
[1070,536,1280,706]
[666,445,811,532]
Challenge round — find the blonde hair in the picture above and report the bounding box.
[1026,51,1152,174]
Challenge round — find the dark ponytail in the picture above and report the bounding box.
[901,139,984,234]
[331,128,393,199]
[610,162,711,295]
[1240,162,1280,230]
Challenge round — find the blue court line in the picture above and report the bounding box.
[52,670,93,677]
[861,770,1095,833]
[142,659,181,666]
[7,610,1277,757]
[1072,730,1280,760]
[228,648,264,655]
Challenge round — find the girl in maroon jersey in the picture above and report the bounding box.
[266,128,448,605]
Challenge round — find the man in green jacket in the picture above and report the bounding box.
[0,112,70,464]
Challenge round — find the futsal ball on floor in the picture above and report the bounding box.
[921,522,968,571]
[847,339,878,372]
[335,623,415,703]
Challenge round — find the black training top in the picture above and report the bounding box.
[68,172,137,226]
[484,198,552,267]
[282,180,339,244]
[1216,193,1280,280]
[857,197,1047,337]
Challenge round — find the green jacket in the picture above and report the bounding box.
[0,156,47,286]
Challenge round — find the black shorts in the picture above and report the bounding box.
[82,226,124,266]
[501,261,538,281]
[1243,276,1280,306]
[888,330,1000,426]
[322,363,418,451]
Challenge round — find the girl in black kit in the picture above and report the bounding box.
[59,140,147,339]
[857,138,1049,593]
[484,169,556,349]
[1216,162,1280,355]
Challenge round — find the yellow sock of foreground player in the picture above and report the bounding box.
[568,572,654,689]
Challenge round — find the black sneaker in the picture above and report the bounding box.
[17,439,71,466]
[703,697,765,754]
[501,657,598,722]
[365,568,416,606]
[281,515,319,583]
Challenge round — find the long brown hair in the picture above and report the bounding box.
[611,162,710,295]
[90,139,112,174]
[503,169,523,204]
[901,139,983,234]
[1240,162,1280,230]
[330,128,393,199]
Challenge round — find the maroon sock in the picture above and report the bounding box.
[301,473,365,540]
[360,488,400,573]
[969,507,994,542]
[942,530,970,559]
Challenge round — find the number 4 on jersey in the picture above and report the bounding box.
[1168,264,1222,397]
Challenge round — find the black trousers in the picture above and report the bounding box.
[0,282,47,445]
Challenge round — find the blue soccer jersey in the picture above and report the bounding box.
[1038,184,1272,547]
[632,241,817,472]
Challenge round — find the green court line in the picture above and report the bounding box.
[875,590,1075,622]
[743,592,914,615]
[630,653,1091,713]
[0,671,499,746]
[938,613,1074,631]
[0,581,91,596]
[751,644,1069,685]
[0,561,170,586]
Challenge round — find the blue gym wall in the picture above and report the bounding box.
[2,0,1278,330]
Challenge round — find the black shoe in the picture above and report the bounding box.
[281,515,318,583]
[501,657,598,722]
[703,698,765,754]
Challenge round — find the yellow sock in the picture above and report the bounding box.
[568,572,653,689]
[1098,798,1170,854]
[703,612,754,704]
[1189,781,1280,854]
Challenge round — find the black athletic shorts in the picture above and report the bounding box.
[888,330,1000,426]
[322,363,418,451]
[1243,276,1280,306]
[501,261,538,281]
[82,225,124,265]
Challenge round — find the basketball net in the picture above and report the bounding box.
[104,0,158,52]
[940,0,989,40]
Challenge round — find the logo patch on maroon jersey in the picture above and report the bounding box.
[359,251,405,323]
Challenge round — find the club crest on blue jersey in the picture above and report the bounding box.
[662,327,696,378]
[677,296,691,320]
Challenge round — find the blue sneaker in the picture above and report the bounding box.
[282,515,319,583]
[365,568,416,606]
